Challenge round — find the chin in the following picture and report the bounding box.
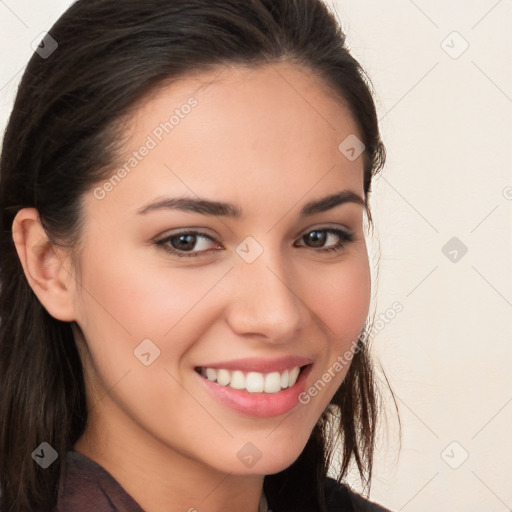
[223,434,313,476]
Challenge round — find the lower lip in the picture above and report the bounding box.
[195,365,312,418]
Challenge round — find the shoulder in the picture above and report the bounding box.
[57,450,144,512]
[323,477,394,512]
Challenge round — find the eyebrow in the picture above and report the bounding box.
[137,190,365,218]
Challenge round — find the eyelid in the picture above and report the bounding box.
[154,225,355,258]
[155,223,353,241]
[294,226,355,250]
[155,230,218,249]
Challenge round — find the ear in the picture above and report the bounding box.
[12,208,78,322]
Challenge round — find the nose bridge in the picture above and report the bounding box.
[228,240,304,339]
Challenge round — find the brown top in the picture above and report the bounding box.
[57,450,270,512]
[57,450,144,512]
[56,450,393,512]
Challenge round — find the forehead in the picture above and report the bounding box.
[88,61,364,219]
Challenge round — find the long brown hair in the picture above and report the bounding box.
[0,1,398,510]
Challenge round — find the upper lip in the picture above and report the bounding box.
[195,356,313,374]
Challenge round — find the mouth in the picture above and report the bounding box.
[194,364,311,394]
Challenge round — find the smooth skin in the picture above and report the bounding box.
[13,62,371,512]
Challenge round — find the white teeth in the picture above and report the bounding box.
[216,369,231,386]
[288,366,300,387]
[205,368,217,382]
[264,372,282,393]
[200,365,303,393]
[230,370,245,390]
[280,369,289,389]
[245,372,264,393]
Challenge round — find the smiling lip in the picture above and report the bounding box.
[194,356,313,374]
[195,359,313,418]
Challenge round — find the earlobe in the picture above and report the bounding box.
[11,208,78,322]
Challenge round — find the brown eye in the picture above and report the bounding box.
[296,228,355,253]
[156,231,219,258]
[155,227,355,259]
[171,233,199,251]
[304,230,327,248]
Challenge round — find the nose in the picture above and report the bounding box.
[225,246,306,343]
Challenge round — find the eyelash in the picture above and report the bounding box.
[155,228,355,258]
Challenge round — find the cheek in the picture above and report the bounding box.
[76,243,223,339]
[72,246,231,439]
[73,242,233,401]
[309,252,371,344]
[296,252,371,413]
[328,255,371,378]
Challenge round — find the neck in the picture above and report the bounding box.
[74,400,265,512]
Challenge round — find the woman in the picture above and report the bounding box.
[0,0,399,510]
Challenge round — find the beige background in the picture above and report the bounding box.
[1,1,511,511]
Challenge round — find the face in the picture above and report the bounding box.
[71,62,371,476]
